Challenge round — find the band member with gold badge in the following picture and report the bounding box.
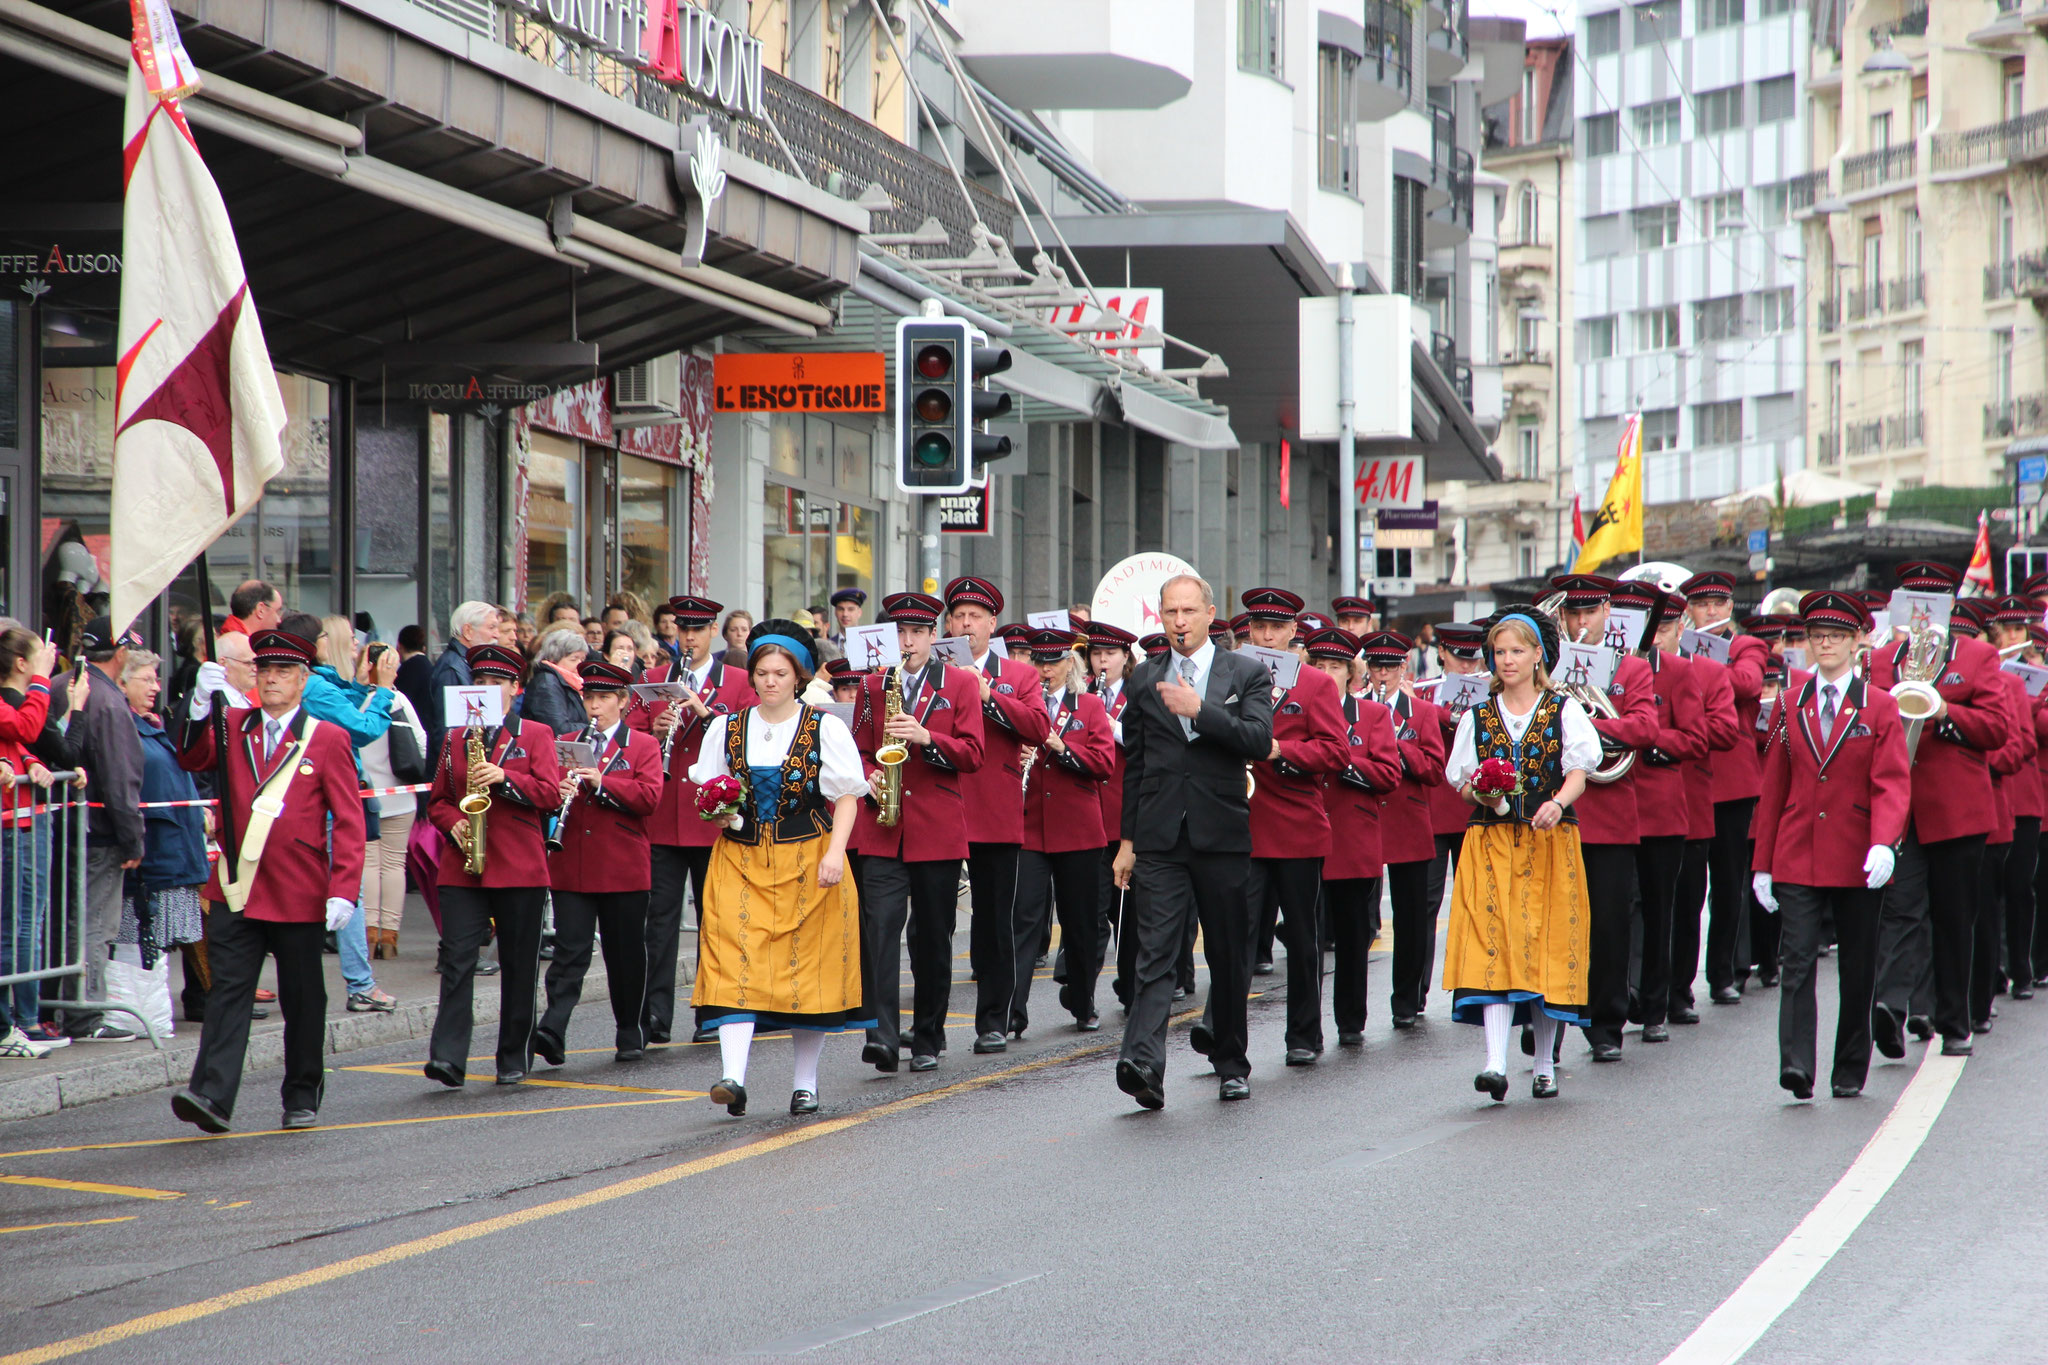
[634,595,756,1046]
[424,643,563,1087]
[1423,623,1490,922]
[1361,630,1448,1030]
[170,629,366,1134]
[848,592,985,1073]
[1869,562,2011,1058]
[1011,628,1115,1035]
[1610,582,1707,1041]
[1313,628,1403,1044]
[1988,595,2046,1001]
[534,659,664,1068]
[943,576,1054,1056]
[1548,573,1661,1062]
[1751,591,1910,1099]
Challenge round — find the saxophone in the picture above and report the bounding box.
[455,721,491,876]
[872,666,907,826]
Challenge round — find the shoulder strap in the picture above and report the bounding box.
[221,718,325,914]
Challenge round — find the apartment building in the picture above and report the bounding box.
[1803,0,2048,491]
[1576,0,1808,513]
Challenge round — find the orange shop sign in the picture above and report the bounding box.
[713,352,886,413]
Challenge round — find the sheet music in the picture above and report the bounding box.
[628,681,689,703]
[1436,670,1491,712]
[1241,644,1302,690]
[555,740,597,772]
[927,636,976,667]
[445,685,505,727]
[1557,640,1617,690]
[1026,609,1072,632]
[845,624,904,670]
[1679,628,1730,666]
[2004,661,2048,697]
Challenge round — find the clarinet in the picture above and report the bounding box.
[661,645,694,774]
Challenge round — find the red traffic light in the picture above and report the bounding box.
[916,344,953,380]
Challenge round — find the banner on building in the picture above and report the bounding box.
[937,483,994,535]
[713,352,886,412]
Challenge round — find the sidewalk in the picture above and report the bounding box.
[0,894,696,1121]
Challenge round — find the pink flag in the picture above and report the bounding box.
[110,0,284,635]
[1965,510,1996,597]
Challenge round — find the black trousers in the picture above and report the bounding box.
[537,889,649,1054]
[1670,838,1711,1010]
[1227,857,1324,1054]
[1973,839,2013,1024]
[1876,829,1986,1042]
[851,854,958,1058]
[1386,857,1439,1018]
[1121,826,1252,1084]
[1423,832,1461,942]
[1324,876,1381,1034]
[1108,843,1196,1006]
[431,886,546,1078]
[1706,797,1759,991]
[645,844,711,1040]
[186,902,325,1119]
[1634,836,1687,1027]
[2007,816,2040,991]
[2034,826,2048,986]
[966,842,1020,1038]
[1012,848,1103,1031]
[1777,881,1882,1090]
[1581,843,1639,1049]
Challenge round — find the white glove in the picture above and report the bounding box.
[1752,872,1778,914]
[1864,845,1896,890]
[189,661,228,718]
[324,897,356,931]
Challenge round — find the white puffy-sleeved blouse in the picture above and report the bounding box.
[1444,692,1602,790]
[689,707,870,802]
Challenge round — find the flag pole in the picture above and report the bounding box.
[194,551,238,884]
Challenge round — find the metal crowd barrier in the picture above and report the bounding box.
[1,773,163,1049]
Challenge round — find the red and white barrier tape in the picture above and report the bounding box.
[3,781,434,818]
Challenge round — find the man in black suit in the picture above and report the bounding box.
[1112,574,1276,1107]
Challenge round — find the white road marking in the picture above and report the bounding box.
[740,1272,1044,1355]
[1659,1044,1967,1365]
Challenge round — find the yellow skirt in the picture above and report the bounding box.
[690,834,871,1031]
[1441,821,1591,1025]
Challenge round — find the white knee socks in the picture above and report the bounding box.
[1532,1012,1559,1080]
[1482,1003,1511,1074]
[717,1021,754,1083]
[792,1030,825,1093]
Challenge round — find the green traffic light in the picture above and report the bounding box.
[914,432,952,468]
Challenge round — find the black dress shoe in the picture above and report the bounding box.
[1758,972,1780,988]
[616,1047,644,1063]
[1780,1067,1814,1100]
[2014,984,2037,1000]
[909,1053,938,1072]
[1941,1035,1974,1057]
[1218,1077,1250,1101]
[281,1109,317,1130]
[1116,1058,1166,1109]
[475,959,500,976]
[1189,1022,1214,1056]
[1906,1014,1934,1042]
[1392,1014,1417,1030]
[862,1041,899,1073]
[645,1031,671,1046]
[1643,1023,1670,1043]
[1171,987,1187,1001]
[1285,1047,1318,1066]
[532,1032,566,1067]
[710,1077,748,1115]
[1831,1082,1862,1098]
[1252,960,1275,976]
[1671,1006,1700,1025]
[691,1025,718,1044]
[972,1032,1007,1054]
[1591,1042,1623,1063]
[423,1060,465,1089]
[170,1088,231,1134]
[1474,1070,1508,1102]
[1872,1005,1905,1059]
[1533,1074,1559,1099]
[495,1070,525,1085]
[1077,1015,1100,1032]
[1338,1030,1364,1047]
[1973,1017,1994,1035]
[1034,953,1049,969]
[250,1006,269,1020]
[789,1089,819,1115]
[1711,986,1742,1005]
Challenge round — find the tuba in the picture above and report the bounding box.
[872,666,907,826]
[1535,591,1635,784]
[1891,610,1947,762]
[454,720,492,875]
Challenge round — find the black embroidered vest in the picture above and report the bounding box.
[1468,691,1576,828]
[722,706,832,845]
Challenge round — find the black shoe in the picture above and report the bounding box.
[1591,1042,1623,1063]
[281,1109,318,1130]
[1671,1006,1700,1025]
[2014,984,2037,1000]
[1474,1070,1508,1103]
[789,1089,819,1115]
[1906,1014,1934,1042]
[1643,1023,1670,1043]
[1034,953,1049,969]
[1780,1066,1814,1100]
[1941,1035,1974,1057]
[1711,986,1742,1005]
[1873,1005,1905,1059]
[1077,1015,1101,1032]
[423,1060,464,1089]
[1758,972,1780,988]
[1218,1077,1250,1101]
[1189,1022,1214,1056]
[1831,1082,1862,1098]
[1117,1059,1165,1109]
[645,1031,671,1046]
[495,1070,525,1085]
[1285,1047,1317,1067]
[1519,1025,1534,1056]
[250,1006,269,1020]
[1171,987,1187,1001]
[862,1041,899,1073]
[1338,1030,1364,1047]
[323,931,339,954]
[691,1025,718,1044]
[1533,1074,1559,1099]
[532,1032,566,1067]
[710,1078,748,1115]
[909,1054,938,1072]
[1392,1014,1417,1030]
[1973,1017,1994,1035]
[1252,960,1275,976]
[475,959,500,977]
[1052,948,1068,984]
[170,1088,231,1134]
[616,1047,644,1063]
[972,1032,1007,1054]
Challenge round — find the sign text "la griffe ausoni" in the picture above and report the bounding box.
[497,0,764,119]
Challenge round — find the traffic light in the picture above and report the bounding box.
[968,332,1014,471]
[894,316,1016,494]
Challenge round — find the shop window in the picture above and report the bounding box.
[619,454,681,608]
[525,430,583,611]
[763,412,880,620]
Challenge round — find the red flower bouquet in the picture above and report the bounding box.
[1472,756,1524,802]
[695,773,746,823]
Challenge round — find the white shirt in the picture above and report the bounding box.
[359,691,427,815]
[257,706,302,764]
[1445,693,1602,789]
[689,707,869,802]
[1168,640,1216,741]
[1103,679,1125,745]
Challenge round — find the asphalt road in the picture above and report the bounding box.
[2,932,2044,1365]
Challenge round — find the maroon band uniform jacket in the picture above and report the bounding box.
[548,722,664,893]
[428,718,563,889]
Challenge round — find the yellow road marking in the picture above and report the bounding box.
[336,1063,704,1099]
[0,1217,137,1236]
[0,1175,184,1202]
[0,1040,1130,1365]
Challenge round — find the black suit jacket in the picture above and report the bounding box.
[1119,647,1275,854]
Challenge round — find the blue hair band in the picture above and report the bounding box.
[1495,613,1554,667]
[750,633,815,672]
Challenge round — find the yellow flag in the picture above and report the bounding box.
[1574,413,1644,571]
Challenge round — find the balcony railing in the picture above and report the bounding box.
[1503,348,1553,366]
[1841,143,1917,193]
[1816,428,1841,465]
[1427,0,1469,65]
[1430,149,1475,235]
[1789,169,1830,213]
[1844,283,1883,322]
[1818,297,1841,333]
[1887,273,1927,310]
[2019,248,2048,297]
[1930,108,2048,173]
[1985,394,2048,438]
[1886,410,1926,448]
[1361,0,1415,105]
[1987,259,2018,300]
[1845,419,1886,456]
[1869,4,1929,45]
[2001,0,2023,13]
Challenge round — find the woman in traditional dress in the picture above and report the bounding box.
[689,620,871,1118]
[1441,608,1599,1102]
